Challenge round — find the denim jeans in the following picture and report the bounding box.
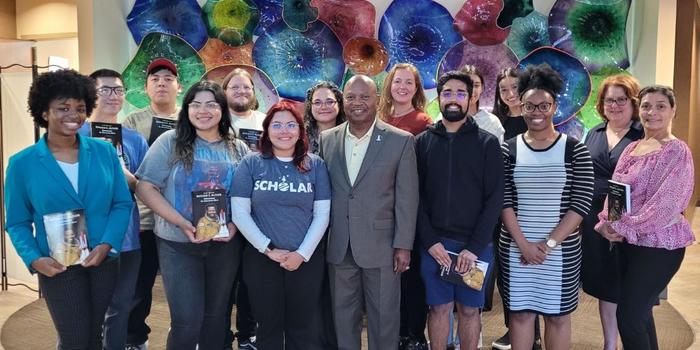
[103,249,142,350]
[39,258,119,350]
[127,229,159,345]
[157,236,242,350]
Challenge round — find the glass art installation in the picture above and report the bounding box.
[343,37,389,76]
[577,67,628,130]
[548,0,631,73]
[497,0,535,28]
[122,32,206,109]
[202,0,259,46]
[518,46,591,126]
[556,116,584,140]
[379,0,462,89]
[453,0,510,46]
[252,0,283,35]
[506,11,550,59]
[126,0,209,50]
[437,40,519,110]
[283,0,319,31]
[203,64,280,113]
[310,0,376,45]
[198,39,254,71]
[341,69,388,94]
[253,20,345,101]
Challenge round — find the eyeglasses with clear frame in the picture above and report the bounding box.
[188,101,221,112]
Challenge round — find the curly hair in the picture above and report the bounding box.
[517,63,564,100]
[378,63,427,121]
[27,69,97,128]
[492,68,520,123]
[259,101,310,172]
[172,80,244,170]
[303,81,345,140]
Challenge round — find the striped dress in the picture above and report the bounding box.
[498,134,594,316]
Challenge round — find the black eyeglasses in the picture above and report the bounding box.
[97,86,126,96]
[522,101,553,113]
[603,97,629,106]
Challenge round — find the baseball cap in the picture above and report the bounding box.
[147,58,178,76]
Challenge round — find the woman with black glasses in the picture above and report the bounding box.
[498,64,594,350]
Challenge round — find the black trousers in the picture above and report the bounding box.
[225,235,257,347]
[399,245,428,342]
[126,230,160,345]
[617,243,685,350]
[39,258,119,350]
[243,244,325,350]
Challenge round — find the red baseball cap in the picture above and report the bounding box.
[147,58,178,76]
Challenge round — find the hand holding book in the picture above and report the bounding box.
[30,257,66,277]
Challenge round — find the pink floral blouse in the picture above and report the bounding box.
[596,139,695,250]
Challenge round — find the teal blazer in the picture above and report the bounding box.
[4,134,133,270]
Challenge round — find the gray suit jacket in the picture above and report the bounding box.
[319,120,419,268]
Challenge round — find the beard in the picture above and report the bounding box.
[230,98,257,113]
[441,103,467,122]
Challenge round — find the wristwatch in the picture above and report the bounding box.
[545,238,558,250]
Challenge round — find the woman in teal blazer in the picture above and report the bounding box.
[4,69,133,349]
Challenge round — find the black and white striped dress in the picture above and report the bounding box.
[498,133,594,316]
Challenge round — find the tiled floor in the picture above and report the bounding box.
[2,208,700,349]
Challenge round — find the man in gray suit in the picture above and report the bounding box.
[319,75,419,350]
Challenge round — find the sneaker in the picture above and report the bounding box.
[238,337,257,350]
[125,341,147,350]
[532,337,542,350]
[492,330,511,350]
[406,338,428,350]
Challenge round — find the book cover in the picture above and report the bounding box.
[91,122,125,165]
[608,180,631,221]
[438,251,489,291]
[148,117,177,145]
[238,128,263,151]
[42,209,90,266]
[191,189,229,240]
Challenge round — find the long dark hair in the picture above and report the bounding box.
[173,80,243,170]
[492,68,519,123]
[460,65,485,109]
[260,101,310,172]
[303,81,346,138]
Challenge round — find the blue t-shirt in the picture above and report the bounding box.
[232,153,331,251]
[136,130,249,242]
[79,122,148,251]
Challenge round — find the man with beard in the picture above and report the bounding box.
[415,70,503,350]
[122,58,180,350]
[222,68,265,151]
[319,75,418,349]
[221,68,259,350]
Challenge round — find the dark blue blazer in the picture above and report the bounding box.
[4,134,133,270]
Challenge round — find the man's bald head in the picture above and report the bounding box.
[343,75,378,127]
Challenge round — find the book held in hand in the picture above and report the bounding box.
[191,189,229,240]
[439,250,489,291]
[91,122,126,166]
[42,209,90,266]
[608,180,631,221]
[238,128,263,151]
[148,117,177,145]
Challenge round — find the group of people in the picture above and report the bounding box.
[3,55,694,350]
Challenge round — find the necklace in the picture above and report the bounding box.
[608,121,632,136]
[392,106,415,118]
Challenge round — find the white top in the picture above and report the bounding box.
[344,119,376,185]
[56,160,79,193]
[230,110,266,133]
